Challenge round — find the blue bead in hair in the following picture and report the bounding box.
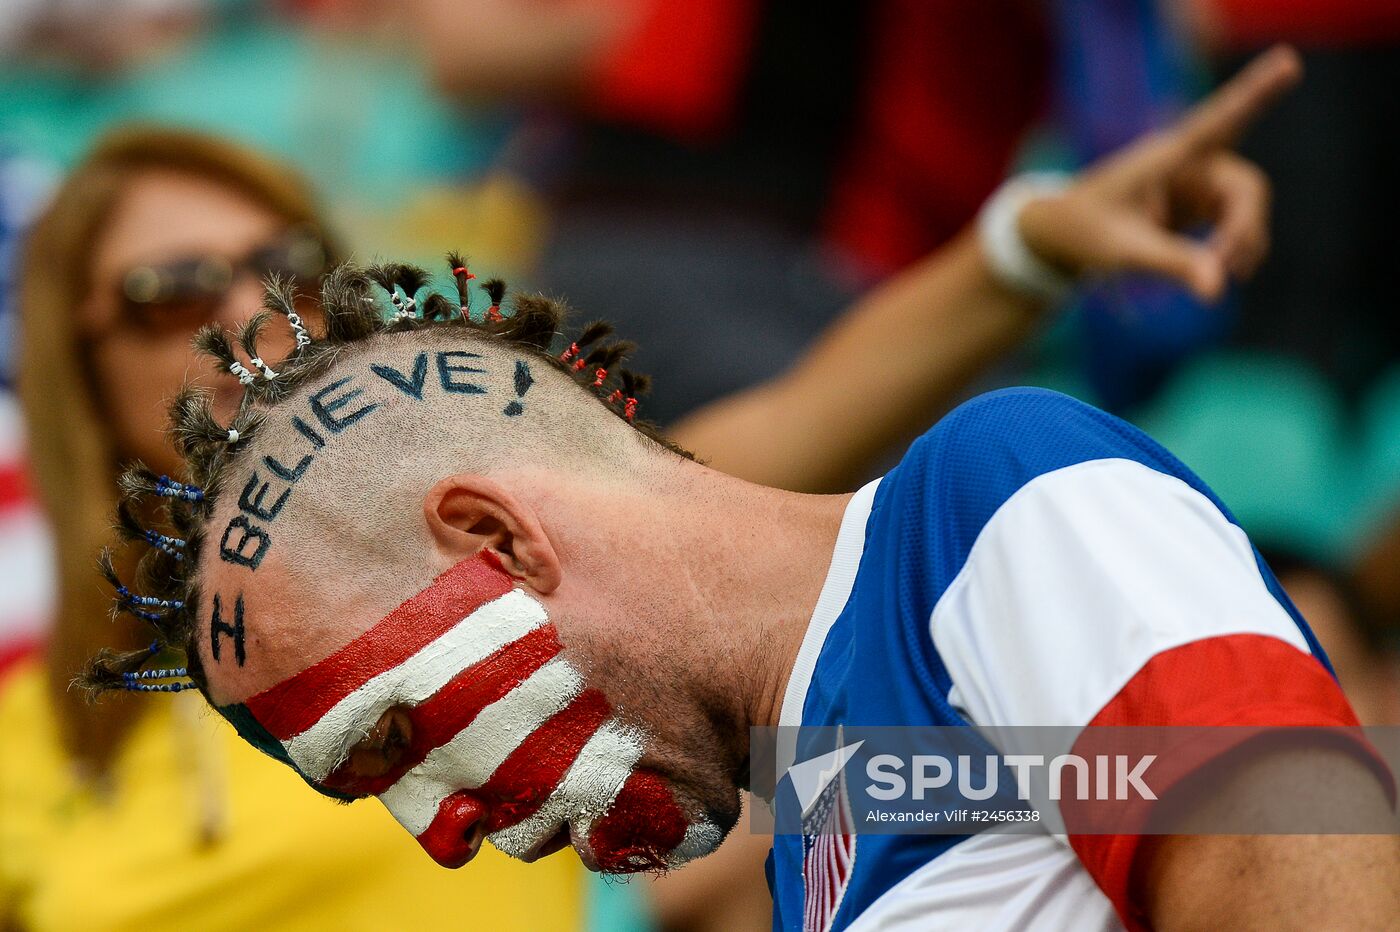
[155,475,205,502]
[123,667,189,681]
[142,530,186,560]
[121,681,198,693]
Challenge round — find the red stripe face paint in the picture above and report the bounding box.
[237,553,723,872]
[588,770,690,872]
[247,555,513,739]
[319,623,566,797]
[479,688,613,831]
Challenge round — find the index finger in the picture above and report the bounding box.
[1175,45,1302,153]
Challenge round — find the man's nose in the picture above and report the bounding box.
[414,791,491,869]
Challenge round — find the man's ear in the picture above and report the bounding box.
[423,475,562,595]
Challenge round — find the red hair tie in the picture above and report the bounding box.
[560,343,580,363]
[624,398,638,421]
[452,266,476,280]
[487,304,503,322]
[592,368,607,387]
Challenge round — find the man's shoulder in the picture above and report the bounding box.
[866,388,1210,586]
[898,387,1190,502]
[925,386,1144,461]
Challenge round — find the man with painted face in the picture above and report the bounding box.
[84,48,1400,931]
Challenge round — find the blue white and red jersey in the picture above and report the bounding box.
[768,388,1364,931]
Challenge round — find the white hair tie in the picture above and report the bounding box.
[227,361,256,386]
[285,311,311,347]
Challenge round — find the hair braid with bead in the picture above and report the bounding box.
[78,254,675,699]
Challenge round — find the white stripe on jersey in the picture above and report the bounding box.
[931,457,1310,733]
[846,834,1120,932]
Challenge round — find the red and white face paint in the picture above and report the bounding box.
[239,554,721,871]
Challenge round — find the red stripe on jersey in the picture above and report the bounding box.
[589,769,689,872]
[1066,634,1376,932]
[247,554,514,740]
[481,688,613,832]
[322,622,563,796]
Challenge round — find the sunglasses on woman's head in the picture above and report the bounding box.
[117,229,327,336]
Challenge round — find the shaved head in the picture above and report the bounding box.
[196,326,662,701]
[84,259,680,702]
[82,259,751,875]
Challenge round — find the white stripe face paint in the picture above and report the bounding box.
[285,589,548,780]
[239,555,719,873]
[379,657,586,835]
[670,822,724,867]
[488,719,646,858]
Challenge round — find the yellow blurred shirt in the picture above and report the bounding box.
[0,659,583,931]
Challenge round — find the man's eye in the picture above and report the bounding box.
[347,706,413,778]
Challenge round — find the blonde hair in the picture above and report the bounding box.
[18,125,332,762]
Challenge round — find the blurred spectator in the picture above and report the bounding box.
[404,0,1049,269]
[361,0,1052,423]
[1270,551,1400,727]
[1,125,581,930]
[0,0,513,254]
[382,0,1234,426]
[0,144,58,673]
[0,0,205,72]
[1182,0,1400,401]
[1187,0,1400,48]
[1137,351,1400,725]
[559,0,1042,422]
[1132,0,1400,723]
[1340,365,1400,717]
[0,1,1373,922]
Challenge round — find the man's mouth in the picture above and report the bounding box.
[508,819,627,874]
[518,824,575,865]
[488,788,719,874]
[517,821,612,873]
[569,824,604,872]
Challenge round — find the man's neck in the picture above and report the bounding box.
[536,463,853,784]
[662,472,852,733]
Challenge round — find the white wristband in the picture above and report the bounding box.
[977,171,1076,302]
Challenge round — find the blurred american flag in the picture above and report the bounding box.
[0,147,55,677]
[0,390,51,676]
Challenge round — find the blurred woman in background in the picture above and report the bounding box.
[0,126,581,930]
[1,51,1316,927]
